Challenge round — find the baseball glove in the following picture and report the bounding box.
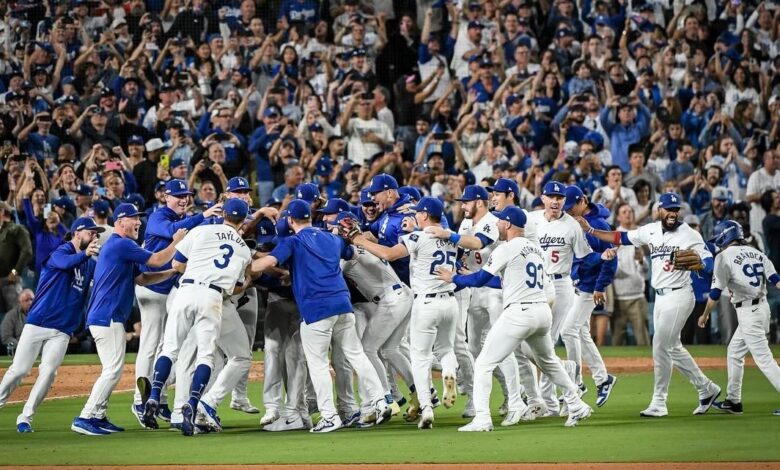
[337,217,362,243]
[671,249,704,271]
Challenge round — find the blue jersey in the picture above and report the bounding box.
[26,242,96,335]
[270,227,354,324]
[371,195,412,285]
[140,206,205,294]
[86,234,152,327]
[571,203,617,294]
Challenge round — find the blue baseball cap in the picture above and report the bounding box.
[315,158,333,177]
[124,193,146,211]
[226,176,251,193]
[658,192,683,210]
[263,106,281,117]
[319,198,350,215]
[223,198,250,219]
[52,196,74,211]
[75,184,93,196]
[413,196,444,219]
[563,185,585,211]
[295,183,320,203]
[398,186,422,202]
[492,206,527,228]
[456,185,489,202]
[164,179,193,197]
[170,158,186,169]
[113,202,142,222]
[255,217,277,244]
[542,181,566,197]
[368,173,399,194]
[128,135,144,145]
[70,217,105,233]
[287,199,312,219]
[486,178,520,196]
[328,211,359,226]
[359,188,374,205]
[274,216,294,240]
[92,199,110,216]
[531,196,543,208]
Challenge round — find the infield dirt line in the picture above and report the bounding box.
[3,463,779,470]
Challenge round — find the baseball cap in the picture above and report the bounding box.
[563,185,585,211]
[61,75,75,85]
[164,179,193,197]
[113,202,142,222]
[295,183,320,203]
[711,186,731,201]
[255,217,277,244]
[170,158,186,169]
[492,206,527,228]
[274,216,294,240]
[263,106,281,118]
[128,135,144,145]
[223,198,250,219]
[53,196,74,210]
[70,217,106,233]
[287,199,312,219]
[360,188,374,205]
[319,198,350,215]
[315,158,333,177]
[226,177,251,193]
[398,186,422,202]
[155,180,167,192]
[159,83,176,93]
[145,138,165,152]
[456,185,489,202]
[309,122,324,132]
[542,181,566,197]
[468,21,484,29]
[486,178,520,196]
[92,199,110,216]
[413,196,444,219]
[328,211,359,226]
[123,193,146,211]
[368,173,399,194]
[75,184,93,196]
[556,28,573,39]
[658,192,683,210]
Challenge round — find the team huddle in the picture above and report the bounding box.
[2,173,780,435]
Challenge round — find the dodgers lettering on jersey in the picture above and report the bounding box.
[26,242,96,335]
[458,212,499,271]
[712,244,778,305]
[174,224,252,292]
[400,231,458,295]
[525,211,592,275]
[341,246,403,301]
[483,237,547,307]
[626,221,712,290]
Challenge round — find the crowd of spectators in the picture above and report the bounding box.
[2,0,780,352]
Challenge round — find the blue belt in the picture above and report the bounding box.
[735,298,761,308]
[654,286,684,296]
[372,284,402,303]
[415,291,454,299]
[552,274,567,280]
[181,278,223,294]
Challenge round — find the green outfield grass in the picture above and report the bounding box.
[1,357,780,465]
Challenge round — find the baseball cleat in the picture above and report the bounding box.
[418,406,434,430]
[502,407,535,426]
[142,399,160,429]
[94,417,124,433]
[442,374,457,409]
[181,403,195,437]
[640,404,668,418]
[169,422,182,431]
[131,404,146,428]
[559,400,569,417]
[693,384,721,415]
[198,402,223,432]
[375,400,392,425]
[310,415,343,433]
[498,398,509,416]
[230,400,260,414]
[458,419,493,432]
[71,417,110,436]
[263,413,307,432]
[578,382,588,397]
[430,388,441,409]
[404,393,421,422]
[527,401,548,419]
[462,397,476,418]
[259,409,280,426]
[565,403,592,427]
[773,408,780,416]
[156,404,172,422]
[343,410,361,428]
[712,399,743,415]
[596,375,617,407]
[389,401,401,416]
[17,422,33,433]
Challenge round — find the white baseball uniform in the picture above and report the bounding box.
[711,244,780,403]
[399,230,459,410]
[626,222,717,408]
[473,236,587,422]
[231,287,259,406]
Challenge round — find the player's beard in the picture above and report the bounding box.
[79,237,91,251]
[661,212,679,231]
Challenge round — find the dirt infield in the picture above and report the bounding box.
[4,464,780,470]
[0,356,754,403]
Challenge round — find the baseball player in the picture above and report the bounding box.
[561,185,618,407]
[251,200,391,433]
[436,207,594,431]
[698,220,780,416]
[133,179,222,425]
[72,204,185,436]
[140,198,253,436]
[351,197,459,429]
[579,192,722,417]
[426,184,525,423]
[0,218,101,433]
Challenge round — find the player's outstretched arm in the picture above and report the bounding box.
[576,216,631,246]
[352,234,408,261]
[147,228,189,267]
[425,226,485,250]
[135,269,179,286]
[436,267,499,289]
[250,254,279,276]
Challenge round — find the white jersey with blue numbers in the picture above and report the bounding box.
[483,237,547,308]
[525,210,592,276]
[175,224,252,293]
[341,246,404,301]
[400,230,458,295]
[626,221,712,290]
[712,244,778,306]
[458,212,499,271]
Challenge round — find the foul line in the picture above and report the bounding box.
[5,388,134,405]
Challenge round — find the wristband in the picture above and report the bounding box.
[449,232,461,245]
[588,227,595,235]
[613,231,621,245]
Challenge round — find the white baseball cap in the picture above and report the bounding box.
[145,138,165,152]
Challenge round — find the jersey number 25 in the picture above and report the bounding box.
[430,250,457,275]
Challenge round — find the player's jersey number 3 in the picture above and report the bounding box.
[214,244,235,269]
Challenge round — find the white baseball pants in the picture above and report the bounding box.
[473,302,583,422]
[202,299,252,409]
[411,293,458,409]
[80,321,126,419]
[539,276,576,411]
[0,324,70,424]
[160,284,223,368]
[232,287,258,404]
[561,290,608,386]
[726,299,780,402]
[134,286,168,405]
[447,289,475,397]
[300,313,384,420]
[262,296,300,413]
[651,287,714,405]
